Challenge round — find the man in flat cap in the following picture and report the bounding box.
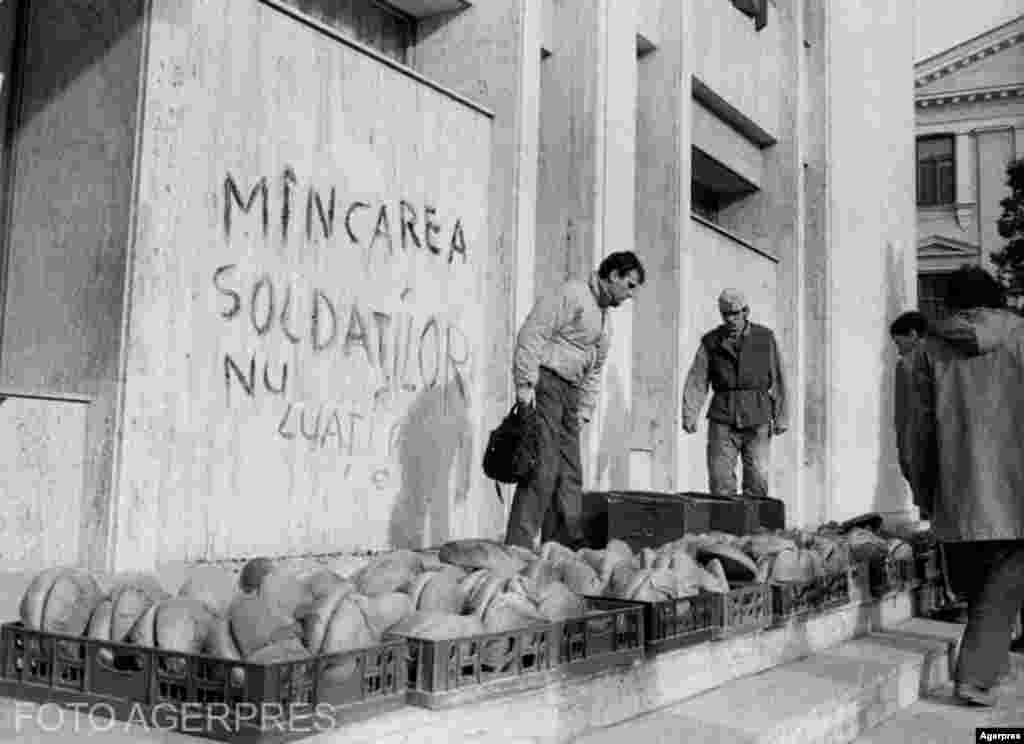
[682,289,788,503]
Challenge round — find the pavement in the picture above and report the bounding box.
[851,603,1024,742]
[853,660,1024,743]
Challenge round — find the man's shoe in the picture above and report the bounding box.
[954,682,996,707]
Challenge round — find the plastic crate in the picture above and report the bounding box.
[558,598,645,673]
[818,570,851,610]
[596,592,715,655]
[390,622,559,709]
[712,583,773,639]
[748,497,786,531]
[604,492,711,551]
[581,491,611,549]
[869,554,918,596]
[679,493,758,536]
[0,622,406,742]
[770,571,850,624]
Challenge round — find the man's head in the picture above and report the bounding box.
[945,265,1006,312]
[718,288,749,336]
[889,310,929,357]
[597,251,646,307]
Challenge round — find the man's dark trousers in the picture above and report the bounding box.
[708,421,771,500]
[506,367,584,549]
[945,540,1024,689]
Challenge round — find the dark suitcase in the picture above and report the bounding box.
[605,491,711,551]
[581,491,611,548]
[748,496,786,530]
[678,492,758,535]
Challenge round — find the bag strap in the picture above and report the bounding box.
[494,480,504,505]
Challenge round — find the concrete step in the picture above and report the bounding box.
[853,651,1024,744]
[574,619,964,744]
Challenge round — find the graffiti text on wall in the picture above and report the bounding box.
[214,266,471,406]
[223,170,469,265]
[213,170,476,489]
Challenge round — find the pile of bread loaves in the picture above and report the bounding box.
[16,541,595,676]
[16,527,912,674]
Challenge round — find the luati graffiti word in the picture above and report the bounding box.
[276,401,401,458]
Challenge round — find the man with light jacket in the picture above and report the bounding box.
[895,266,1024,707]
[681,289,788,502]
[505,251,645,550]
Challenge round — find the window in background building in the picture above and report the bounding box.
[916,135,955,207]
[278,0,415,64]
[918,272,955,321]
[691,147,758,226]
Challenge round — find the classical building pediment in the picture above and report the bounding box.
[915,15,1024,108]
[917,234,981,272]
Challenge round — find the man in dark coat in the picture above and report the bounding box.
[895,266,1024,707]
[890,310,937,519]
[681,289,788,502]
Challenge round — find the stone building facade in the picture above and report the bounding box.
[0,0,916,573]
[915,14,1024,317]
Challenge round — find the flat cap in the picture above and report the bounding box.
[718,288,748,312]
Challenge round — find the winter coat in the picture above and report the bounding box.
[896,308,1024,541]
[512,273,611,423]
[682,322,788,430]
[893,349,938,516]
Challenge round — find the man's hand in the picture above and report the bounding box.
[682,420,697,434]
[516,385,535,408]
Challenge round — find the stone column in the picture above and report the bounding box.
[412,0,542,538]
[824,0,917,525]
[535,0,639,490]
[799,0,830,527]
[632,0,693,492]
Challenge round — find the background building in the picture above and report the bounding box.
[0,0,917,573]
[914,14,1024,318]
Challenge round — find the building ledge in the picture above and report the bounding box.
[692,77,777,148]
[384,0,471,19]
[260,0,491,117]
[692,213,780,263]
[916,84,1024,108]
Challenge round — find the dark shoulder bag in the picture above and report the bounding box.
[482,403,538,502]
